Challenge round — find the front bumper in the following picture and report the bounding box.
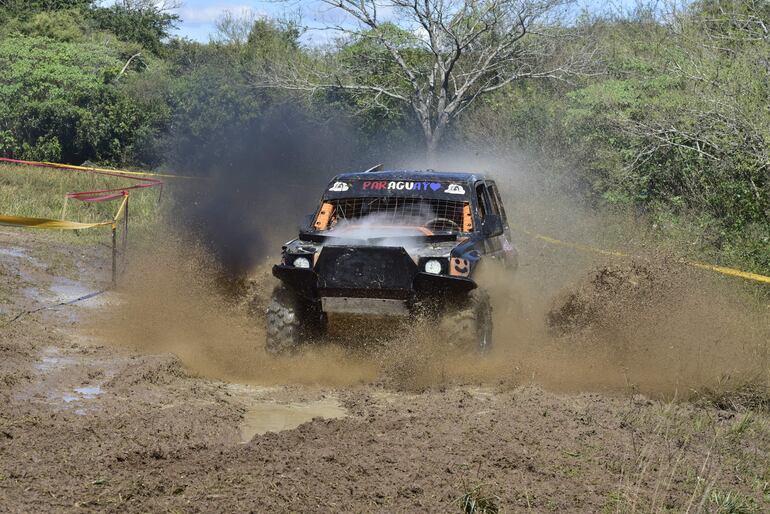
[272,264,477,302]
[321,297,410,316]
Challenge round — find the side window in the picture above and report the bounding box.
[485,182,501,217]
[488,183,508,227]
[475,183,488,220]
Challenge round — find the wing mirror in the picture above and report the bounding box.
[481,214,504,237]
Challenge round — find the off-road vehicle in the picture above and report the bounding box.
[266,167,517,353]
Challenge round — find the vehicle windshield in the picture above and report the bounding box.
[314,196,471,235]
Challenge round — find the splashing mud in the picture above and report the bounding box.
[85,229,770,401]
[490,255,770,396]
[83,144,770,399]
[85,235,379,386]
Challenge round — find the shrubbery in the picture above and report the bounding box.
[456,1,769,273]
[0,35,166,165]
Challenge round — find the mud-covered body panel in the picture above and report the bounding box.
[316,246,416,295]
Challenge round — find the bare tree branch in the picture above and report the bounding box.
[256,0,595,157]
[115,52,142,81]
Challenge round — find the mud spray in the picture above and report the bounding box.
[86,128,770,398]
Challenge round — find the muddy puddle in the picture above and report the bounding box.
[70,385,103,400]
[36,352,79,372]
[48,278,102,303]
[62,386,103,405]
[26,346,112,413]
[239,398,348,442]
[15,279,108,314]
[0,246,43,267]
[49,384,104,409]
[38,277,114,311]
[1,242,110,309]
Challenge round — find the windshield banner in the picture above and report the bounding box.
[325,180,468,197]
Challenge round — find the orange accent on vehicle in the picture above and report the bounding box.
[462,203,473,232]
[450,257,470,277]
[314,202,334,230]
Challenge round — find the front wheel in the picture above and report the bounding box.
[439,289,493,353]
[265,286,323,354]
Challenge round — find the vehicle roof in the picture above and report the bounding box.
[333,169,490,183]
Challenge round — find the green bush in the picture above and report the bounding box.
[0,35,164,165]
[88,4,178,56]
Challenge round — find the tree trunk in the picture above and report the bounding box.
[426,134,440,165]
[425,117,447,166]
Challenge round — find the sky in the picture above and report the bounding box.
[172,1,265,41]
[168,0,650,43]
[171,0,347,42]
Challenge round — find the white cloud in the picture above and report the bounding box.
[177,4,258,26]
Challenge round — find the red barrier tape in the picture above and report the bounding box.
[66,182,159,202]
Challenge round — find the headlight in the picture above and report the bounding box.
[424,259,442,274]
[293,256,311,269]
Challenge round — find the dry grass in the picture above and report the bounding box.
[608,397,770,513]
[458,483,500,514]
[0,163,169,244]
[693,380,770,414]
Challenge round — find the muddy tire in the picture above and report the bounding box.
[265,287,321,354]
[440,289,493,353]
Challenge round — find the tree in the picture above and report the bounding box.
[0,0,92,14]
[88,0,179,55]
[0,35,162,164]
[0,0,92,24]
[258,0,594,159]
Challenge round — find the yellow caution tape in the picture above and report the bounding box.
[1,190,130,231]
[112,195,129,222]
[688,262,770,285]
[531,233,629,258]
[0,214,112,230]
[513,225,770,285]
[0,157,195,179]
[37,160,193,179]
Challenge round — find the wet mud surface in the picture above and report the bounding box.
[1,229,770,512]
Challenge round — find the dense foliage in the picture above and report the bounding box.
[0,36,148,163]
[0,0,767,272]
[457,1,769,271]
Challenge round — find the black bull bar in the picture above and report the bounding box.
[273,246,476,300]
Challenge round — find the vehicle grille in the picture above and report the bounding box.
[316,246,416,294]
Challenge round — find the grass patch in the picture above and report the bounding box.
[0,163,168,244]
[459,484,499,514]
[611,399,770,513]
[693,380,770,413]
[645,207,770,304]
[707,489,758,514]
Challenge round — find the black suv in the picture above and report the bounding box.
[267,168,517,353]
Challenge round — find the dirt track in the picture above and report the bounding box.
[2,229,770,513]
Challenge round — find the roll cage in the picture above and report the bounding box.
[311,178,507,236]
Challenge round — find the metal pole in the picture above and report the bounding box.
[111,223,117,286]
[59,196,68,229]
[123,198,129,274]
